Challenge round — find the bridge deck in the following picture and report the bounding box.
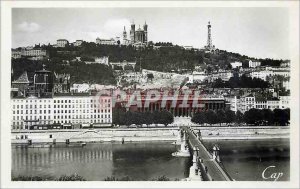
[181,126,232,181]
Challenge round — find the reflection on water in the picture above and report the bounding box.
[203,138,290,181]
[12,139,290,181]
[12,142,190,181]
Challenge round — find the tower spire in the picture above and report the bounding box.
[207,21,213,50]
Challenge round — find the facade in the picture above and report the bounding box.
[255,101,267,109]
[237,94,256,113]
[12,48,47,59]
[248,60,261,68]
[11,94,113,130]
[279,96,290,109]
[235,94,290,113]
[230,61,242,69]
[250,70,273,81]
[85,56,110,65]
[129,21,148,46]
[21,48,47,57]
[57,39,69,47]
[266,99,280,110]
[250,69,290,81]
[210,71,233,81]
[120,90,227,117]
[96,37,118,45]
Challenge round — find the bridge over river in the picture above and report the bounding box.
[173,126,233,181]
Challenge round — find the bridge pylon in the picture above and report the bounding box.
[212,144,221,162]
[172,131,190,157]
[188,147,203,181]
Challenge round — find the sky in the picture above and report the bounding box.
[12,8,290,59]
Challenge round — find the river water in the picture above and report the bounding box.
[11,139,289,181]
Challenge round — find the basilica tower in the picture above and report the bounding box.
[123,26,127,44]
[143,21,148,44]
[130,21,135,44]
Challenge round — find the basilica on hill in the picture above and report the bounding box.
[123,21,148,47]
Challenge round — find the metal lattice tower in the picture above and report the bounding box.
[207,21,212,49]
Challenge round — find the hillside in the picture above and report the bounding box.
[12,42,286,84]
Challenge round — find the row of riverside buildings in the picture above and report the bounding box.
[11,66,112,130]
[11,62,291,130]
[227,94,290,113]
[11,94,112,130]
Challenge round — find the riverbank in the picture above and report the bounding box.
[11,126,289,144]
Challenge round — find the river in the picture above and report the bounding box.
[11,139,289,181]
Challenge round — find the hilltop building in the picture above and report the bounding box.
[56,39,69,47]
[129,21,148,47]
[249,60,261,68]
[11,47,47,60]
[96,37,119,45]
